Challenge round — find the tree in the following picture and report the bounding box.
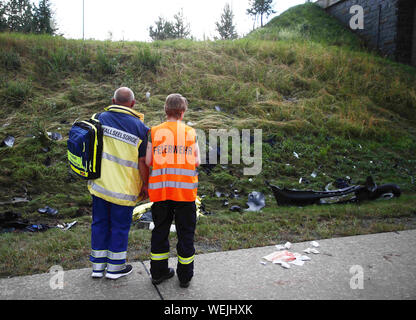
[247,0,276,28]
[149,11,191,41]
[33,0,56,34]
[172,9,190,39]
[215,3,238,40]
[6,0,34,32]
[0,0,8,31]
[149,16,175,41]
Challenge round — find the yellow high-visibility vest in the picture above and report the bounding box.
[88,105,148,207]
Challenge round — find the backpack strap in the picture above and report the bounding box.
[91,113,102,123]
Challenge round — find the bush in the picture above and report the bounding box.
[1,80,33,107]
[0,49,21,71]
[95,49,118,75]
[132,46,162,72]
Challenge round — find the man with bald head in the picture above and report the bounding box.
[88,87,150,280]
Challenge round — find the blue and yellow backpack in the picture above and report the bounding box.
[67,113,103,180]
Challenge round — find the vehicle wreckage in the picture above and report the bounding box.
[267,177,401,206]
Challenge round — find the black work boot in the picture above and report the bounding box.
[152,268,175,285]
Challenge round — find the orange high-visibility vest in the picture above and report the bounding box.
[149,121,198,203]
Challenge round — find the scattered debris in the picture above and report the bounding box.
[310,241,320,248]
[56,221,78,231]
[38,206,59,216]
[262,240,324,269]
[25,224,49,232]
[214,106,221,112]
[311,171,318,178]
[44,156,52,167]
[263,250,296,263]
[283,96,297,103]
[145,92,151,101]
[263,136,277,147]
[245,191,266,212]
[299,177,310,185]
[1,135,15,148]
[47,132,63,141]
[230,205,242,212]
[304,248,320,254]
[293,151,300,159]
[0,196,30,206]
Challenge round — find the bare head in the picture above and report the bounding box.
[112,87,135,108]
[164,93,188,120]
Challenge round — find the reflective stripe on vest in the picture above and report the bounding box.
[148,122,198,203]
[149,181,199,190]
[151,168,198,178]
[89,182,139,203]
[102,152,139,170]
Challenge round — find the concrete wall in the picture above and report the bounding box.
[395,0,416,65]
[324,0,399,59]
[413,5,416,66]
[317,0,416,66]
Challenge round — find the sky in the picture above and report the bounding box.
[51,0,307,42]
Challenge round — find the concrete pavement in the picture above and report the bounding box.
[1,230,415,300]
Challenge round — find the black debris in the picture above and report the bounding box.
[38,206,59,216]
[230,205,242,212]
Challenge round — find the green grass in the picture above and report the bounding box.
[1,195,415,277]
[0,2,416,277]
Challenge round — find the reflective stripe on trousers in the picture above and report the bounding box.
[151,252,170,261]
[92,263,107,272]
[178,255,195,265]
[107,263,126,273]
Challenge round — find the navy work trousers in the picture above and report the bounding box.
[150,200,197,283]
[90,196,133,274]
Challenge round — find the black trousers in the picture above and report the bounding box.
[150,200,197,283]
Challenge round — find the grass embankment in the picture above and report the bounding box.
[0,3,415,277]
